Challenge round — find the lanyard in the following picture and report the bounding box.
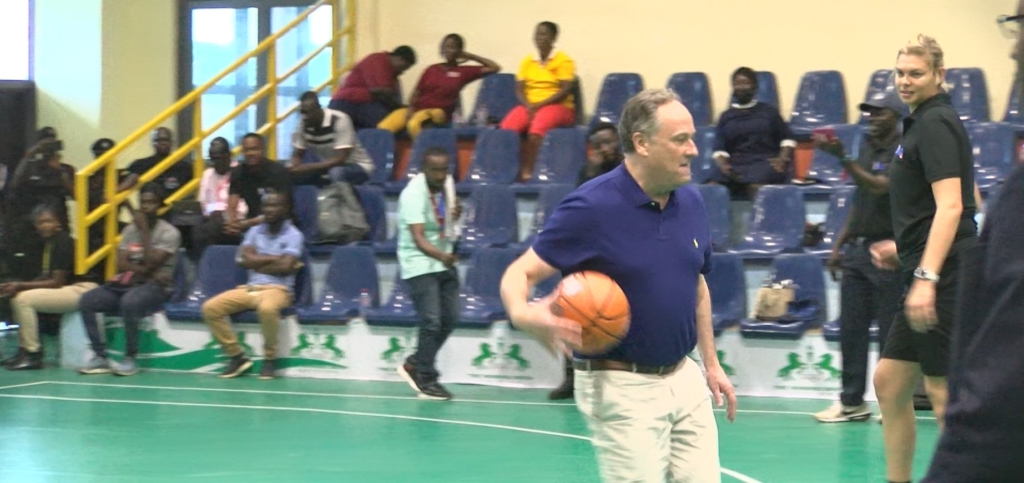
[41,241,52,275]
[429,191,446,239]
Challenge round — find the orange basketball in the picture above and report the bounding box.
[550,271,630,355]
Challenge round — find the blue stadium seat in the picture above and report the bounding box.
[706,253,746,335]
[968,122,1016,192]
[364,272,420,327]
[667,72,713,126]
[691,126,717,184]
[291,185,320,245]
[353,184,395,254]
[805,187,855,257]
[696,184,731,251]
[518,128,588,193]
[728,185,806,258]
[385,128,458,194]
[458,128,520,191]
[756,71,780,107]
[789,70,849,136]
[804,124,863,188]
[590,73,644,129]
[740,254,826,339]
[165,245,248,321]
[357,128,396,185]
[460,247,522,326]
[518,183,574,249]
[297,245,379,324]
[458,184,519,254]
[468,73,518,127]
[1002,83,1024,130]
[945,68,990,123]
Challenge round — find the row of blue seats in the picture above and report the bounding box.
[355,120,1016,197]
[166,244,838,341]
[461,68,1005,137]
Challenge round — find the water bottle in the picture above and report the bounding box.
[359,288,371,317]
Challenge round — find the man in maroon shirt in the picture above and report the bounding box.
[328,46,417,129]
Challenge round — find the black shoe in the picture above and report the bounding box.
[2,348,27,368]
[219,354,253,378]
[259,359,276,380]
[398,362,452,400]
[6,350,43,371]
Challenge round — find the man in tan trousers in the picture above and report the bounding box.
[202,191,303,380]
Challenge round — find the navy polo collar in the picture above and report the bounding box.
[610,163,678,209]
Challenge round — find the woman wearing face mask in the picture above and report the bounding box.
[378,34,500,139]
[1,205,99,370]
[707,67,796,200]
[870,34,977,483]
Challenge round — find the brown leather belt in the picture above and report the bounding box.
[572,358,685,376]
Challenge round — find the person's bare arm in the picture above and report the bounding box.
[695,274,737,422]
[529,80,573,110]
[289,148,352,174]
[4,270,70,294]
[461,52,501,75]
[515,80,529,106]
[409,224,455,267]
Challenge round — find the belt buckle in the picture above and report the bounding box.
[630,363,639,373]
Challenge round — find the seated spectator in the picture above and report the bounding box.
[328,46,417,130]
[194,133,292,251]
[201,191,303,380]
[199,137,247,217]
[289,92,374,186]
[578,122,623,186]
[378,34,500,138]
[117,127,193,196]
[1,205,99,370]
[500,21,577,181]
[77,183,182,377]
[708,67,796,199]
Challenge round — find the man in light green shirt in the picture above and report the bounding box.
[396,147,461,400]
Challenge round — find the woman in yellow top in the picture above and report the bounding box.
[499,21,576,181]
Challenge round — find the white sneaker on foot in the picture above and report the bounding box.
[814,401,872,423]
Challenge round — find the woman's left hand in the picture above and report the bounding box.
[905,280,938,332]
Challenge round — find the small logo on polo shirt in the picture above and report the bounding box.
[693,239,699,248]
[895,145,903,159]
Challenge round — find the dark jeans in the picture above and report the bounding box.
[80,281,172,358]
[328,99,393,130]
[839,242,903,406]
[406,268,459,381]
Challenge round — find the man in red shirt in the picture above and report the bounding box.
[329,46,417,129]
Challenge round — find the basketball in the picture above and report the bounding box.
[550,271,630,355]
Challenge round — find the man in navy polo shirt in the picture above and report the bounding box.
[501,88,736,482]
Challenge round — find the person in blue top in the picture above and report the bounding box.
[201,190,304,381]
[500,88,736,482]
[708,67,796,200]
[922,7,1024,481]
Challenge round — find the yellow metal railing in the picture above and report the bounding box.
[74,0,355,277]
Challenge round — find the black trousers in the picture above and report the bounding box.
[838,242,903,406]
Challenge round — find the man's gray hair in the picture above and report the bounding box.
[617,88,681,154]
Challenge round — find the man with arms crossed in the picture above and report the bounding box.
[501,88,736,483]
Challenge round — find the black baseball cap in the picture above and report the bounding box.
[859,90,908,118]
[37,126,58,141]
[91,138,116,155]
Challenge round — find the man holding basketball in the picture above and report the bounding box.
[501,88,736,483]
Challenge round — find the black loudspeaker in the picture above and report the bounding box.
[0,80,36,178]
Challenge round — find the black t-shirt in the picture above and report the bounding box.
[127,155,194,193]
[889,93,977,266]
[14,231,74,282]
[10,160,74,223]
[577,158,623,186]
[846,138,899,241]
[228,159,293,217]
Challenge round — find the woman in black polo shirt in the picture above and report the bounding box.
[871,35,977,483]
[1,205,99,370]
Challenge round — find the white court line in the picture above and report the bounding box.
[0,381,49,391]
[0,392,764,483]
[41,381,938,420]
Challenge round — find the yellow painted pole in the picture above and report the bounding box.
[267,46,278,159]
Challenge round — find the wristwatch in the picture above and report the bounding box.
[913,267,940,282]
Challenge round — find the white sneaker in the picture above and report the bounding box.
[814,401,872,423]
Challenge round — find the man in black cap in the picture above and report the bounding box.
[921,6,1024,481]
[812,89,905,423]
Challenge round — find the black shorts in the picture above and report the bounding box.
[880,250,966,377]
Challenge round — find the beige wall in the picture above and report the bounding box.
[35,0,177,168]
[356,0,1017,123]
